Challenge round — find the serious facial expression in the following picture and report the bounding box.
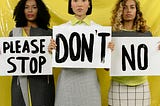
[24,0,38,22]
[123,0,137,22]
[71,0,90,17]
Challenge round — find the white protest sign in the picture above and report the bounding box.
[52,26,111,68]
[0,36,52,76]
[111,37,160,76]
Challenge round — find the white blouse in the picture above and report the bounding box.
[54,20,101,106]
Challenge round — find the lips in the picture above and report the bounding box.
[126,14,132,17]
[77,8,83,12]
[27,14,34,18]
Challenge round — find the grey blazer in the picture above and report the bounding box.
[9,27,52,37]
[10,27,54,106]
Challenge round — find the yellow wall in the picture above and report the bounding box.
[0,0,160,106]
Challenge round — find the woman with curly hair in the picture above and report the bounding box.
[10,0,55,106]
[108,0,152,106]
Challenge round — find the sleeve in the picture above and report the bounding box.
[9,30,13,37]
[147,31,152,37]
[47,28,52,36]
[42,28,52,36]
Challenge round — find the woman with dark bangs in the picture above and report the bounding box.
[10,0,55,106]
[48,0,114,105]
[108,0,152,106]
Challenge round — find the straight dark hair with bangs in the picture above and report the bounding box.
[13,0,50,29]
[68,0,92,15]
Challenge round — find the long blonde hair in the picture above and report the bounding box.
[111,0,149,32]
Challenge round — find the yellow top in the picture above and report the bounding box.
[112,76,147,86]
[22,28,32,106]
[22,28,28,36]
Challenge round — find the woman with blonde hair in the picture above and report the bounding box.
[108,0,152,106]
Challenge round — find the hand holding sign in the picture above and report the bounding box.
[107,41,115,52]
[157,41,160,50]
[48,39,57,53]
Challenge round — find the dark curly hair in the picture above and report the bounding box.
[68,0,92,15]
[13,0,50,29]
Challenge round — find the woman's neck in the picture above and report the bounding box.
[75,14,87,21]
[23,22,38,35]
[123,21,134,30]
[27,21,38,28]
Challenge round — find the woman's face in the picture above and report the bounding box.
[71,0,90,17]
[24,0,38,22]
[122,0,136,22]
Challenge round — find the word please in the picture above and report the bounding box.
[3,39,46,54]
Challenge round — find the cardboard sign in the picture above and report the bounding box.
[52,26,111,68]
[0,36,52,76]
[111,37,160,76]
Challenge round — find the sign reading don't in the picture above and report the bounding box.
[52,26,112,68]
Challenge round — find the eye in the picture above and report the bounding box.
[25,6,29,9]
[131,6,135,9]
[73,0,78,2]
[123,6,127,10]
[33,6,37,9]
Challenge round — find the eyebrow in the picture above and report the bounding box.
[25,4,37,6]
[124,4,136,6]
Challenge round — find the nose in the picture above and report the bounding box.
[77,1,83,6]
[127,7,131,12]
[28,7,33,12]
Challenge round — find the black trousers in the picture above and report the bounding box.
[11,75,55,106]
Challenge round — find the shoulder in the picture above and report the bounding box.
[90,21,102,26]
[42,28,52,36]
[30,27,52,36]
[9,27,22,37]
[57,21,72,27]
[145,31,152,37]
[9,31,13,37]
[112,30,152,37]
